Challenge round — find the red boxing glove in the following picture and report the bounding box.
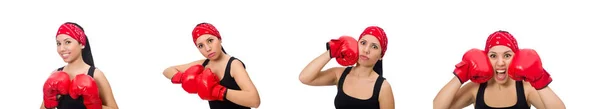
[69,74,102,109]
[327,36,359,66]
[453,49,494,84]
[172,65,204,93]
[196,68,227,101]
[508,49,552,90]
[43,71,71,108]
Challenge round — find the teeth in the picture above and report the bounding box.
[496,70,506,73]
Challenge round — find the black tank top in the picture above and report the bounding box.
[475,81,530,109]
[56,66,96,109]
[203,57,250,109]
[334,67,385,109]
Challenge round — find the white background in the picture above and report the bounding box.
[1,0,598,109]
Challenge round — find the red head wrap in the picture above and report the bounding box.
[359,26,388,57]
[56,23,86,46]
[485,30,519,53]
[192,23,221,45]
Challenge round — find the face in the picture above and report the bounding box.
[195,34,223,60]
[56,34,84,63]
[357,35,383,66]
[487,46,514,84]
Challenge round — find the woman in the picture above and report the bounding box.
[299,26,395,109]
[162,22,261,109]
[41,22,119,109]
[433,30,565,109]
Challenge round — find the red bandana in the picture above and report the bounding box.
[192,23,221,45]
[359,26,388,57]
[56,23,86,46]
[485,30,519,53]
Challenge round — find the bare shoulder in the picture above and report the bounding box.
[92,68,106,79]
[381,80,392,90]
[231,59,246,69]
[328,67,347,78]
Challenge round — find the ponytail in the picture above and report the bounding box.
[67,22,95,67]
[374,60,383,76]
[82,36,95,67]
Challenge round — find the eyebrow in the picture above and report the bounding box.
[489,50,514,54]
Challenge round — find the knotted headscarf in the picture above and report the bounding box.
[56,23,86,46]
[485,30,519,53]
[192,22,221,45]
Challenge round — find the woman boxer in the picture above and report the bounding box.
[433,30,565,109]
[40,22,119,109]
[162,22,261,109]
[299,26,395,109]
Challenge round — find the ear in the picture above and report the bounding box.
[80,44,85,49]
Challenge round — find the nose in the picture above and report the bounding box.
[496,56,506,66]
[58,44,67,52]
[205,45,212,52]
[361,45,370,55]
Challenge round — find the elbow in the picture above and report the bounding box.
[249,95,261,108]
[298,76,311,85]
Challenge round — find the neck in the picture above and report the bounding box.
[352,64,375,78]
[66,56,87,70]
[488,79,515,90]
[211,52,229,63]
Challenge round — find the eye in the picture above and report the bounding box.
[489,54,497,58]
[198,44,203,48]
[371,44,379,49]
[360,40,366,45]
[504,54,512,58]
[65,41,72,44]
[56,42,60,46]
[208,39,213,43]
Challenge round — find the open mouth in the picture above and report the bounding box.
[495,69,507,81]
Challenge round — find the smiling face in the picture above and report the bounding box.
[357,35,382,67]
[56,34,84,63]
[195,34,223,60]
[487,45,515,84]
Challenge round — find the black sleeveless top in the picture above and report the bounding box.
[334,67,385,109]
[475,81,530,109]
[203,57,250,109]
[56,66,96,109]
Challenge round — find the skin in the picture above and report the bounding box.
[40,34,119,109]
[433,45,565,109]
[298,35,395,109]
[162,34,261,108]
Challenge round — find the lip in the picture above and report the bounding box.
[207,52,216,58]
[60,53,70,59]
[359,55,369,60]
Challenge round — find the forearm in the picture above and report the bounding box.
[102,105,117,109]
[299,52,331,83]
[537,87,565,109]
[433,77,462,109]
[162,67,180,79]
[225,89,260,108]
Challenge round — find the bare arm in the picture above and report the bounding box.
[299,51,343,86]
[225,60,261,108]
[379,80,395,109]
[525,82,565,109]
[433,77,476,109]
[93,69,119,109]
[162,60,205,80]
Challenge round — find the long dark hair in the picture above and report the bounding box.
[374,60,383,76]
[66,22,95,67]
